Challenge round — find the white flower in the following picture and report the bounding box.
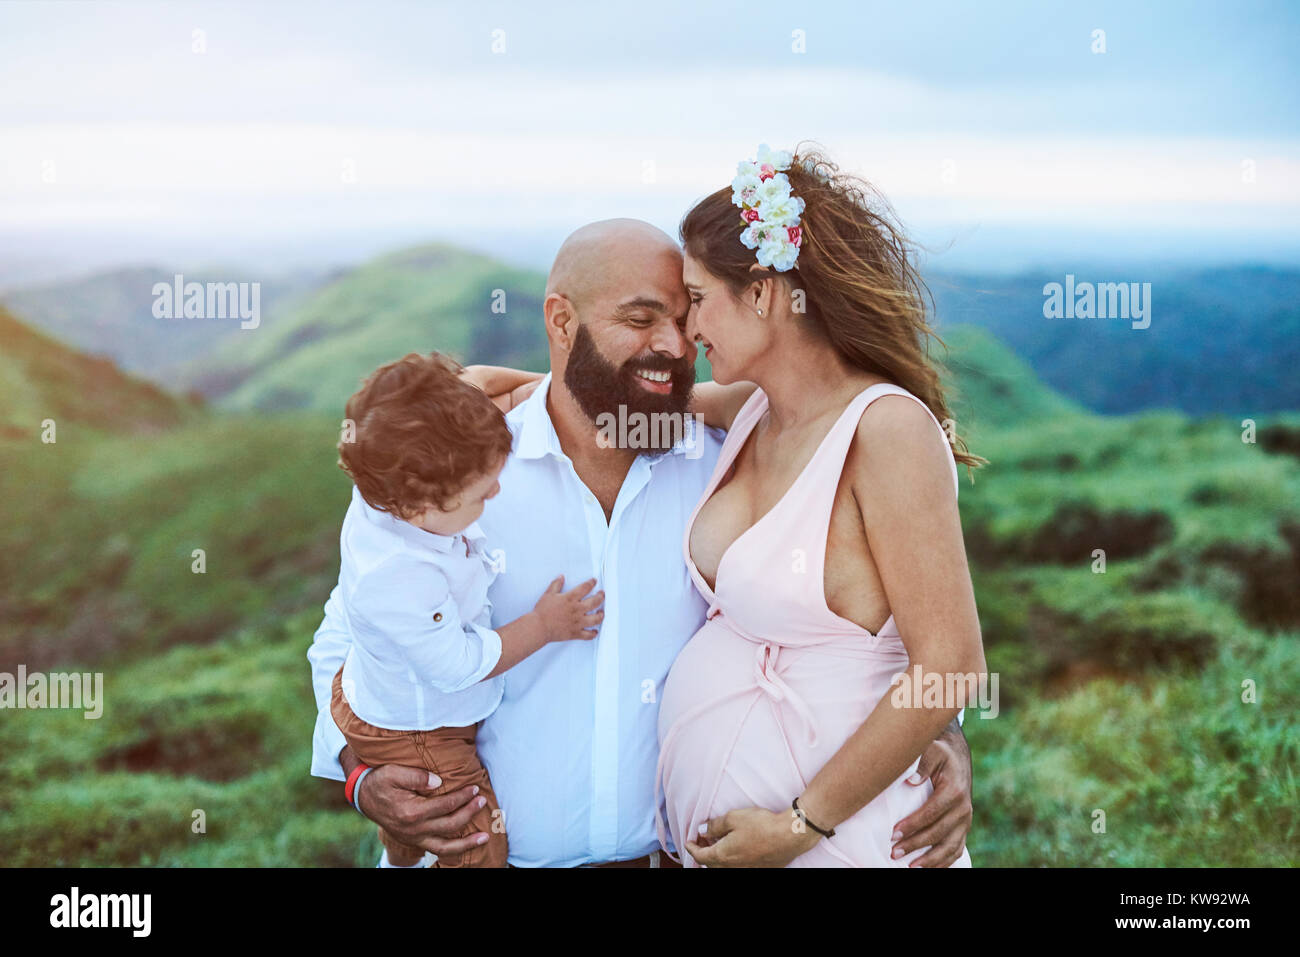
[757,193,804,227]
[754,172,792,206]
[731,170,761,207]
[755,143,793,171]
[739,223,763,249]
[756,237,799,272]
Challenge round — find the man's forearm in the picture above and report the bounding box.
[339,744,360,778]
[939,715,968,751]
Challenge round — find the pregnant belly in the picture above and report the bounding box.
[657,616,937,867]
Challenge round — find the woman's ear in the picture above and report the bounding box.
[746,265,774,316]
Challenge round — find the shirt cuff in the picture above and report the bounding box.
[464,621,504,686]
[311,704,348,782]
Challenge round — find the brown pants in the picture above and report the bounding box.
[331,668,508,868]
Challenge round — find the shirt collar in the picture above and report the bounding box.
[513,372,564,461]
[513,371,704,463]
[355,486,484,554]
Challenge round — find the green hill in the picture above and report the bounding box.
[0,266,325,386]
[935,323,1085,433]
[930,266,1300,415]
[0,306,196,439]
[175,244,551,413]
[14,257,1297,420]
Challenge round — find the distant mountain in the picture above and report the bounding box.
[0,265,326,387]
[935,324,1084,434]
[12,249,1294,419]
[929,266,1300,416]
[170,243,550,413]
[0,306,195,438]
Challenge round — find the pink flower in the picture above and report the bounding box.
[787,225,802,246]
[742,208,760,223]
[759,163,775,181]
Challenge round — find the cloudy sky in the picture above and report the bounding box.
[1,0,1297,280]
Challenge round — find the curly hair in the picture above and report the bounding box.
[680,143,985,470]
[338,352,513,519]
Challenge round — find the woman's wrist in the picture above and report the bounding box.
[792,792,838,843]
[783,808,823,856]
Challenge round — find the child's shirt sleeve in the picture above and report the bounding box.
[349,555,503,694]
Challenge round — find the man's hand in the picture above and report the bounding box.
[891,718,972,867]
[343,747,489,858]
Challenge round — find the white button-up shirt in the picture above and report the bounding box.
[309,372,725,866]
[331,485,504,731]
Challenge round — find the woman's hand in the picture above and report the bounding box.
[685,806,821,867]
[459,364,544,412]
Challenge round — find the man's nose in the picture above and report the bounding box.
[649,318,691,359]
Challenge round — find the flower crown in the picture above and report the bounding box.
[731,144,805,272]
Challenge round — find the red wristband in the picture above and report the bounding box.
[344,762,372,807]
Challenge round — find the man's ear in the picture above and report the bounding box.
[543,293,577,349]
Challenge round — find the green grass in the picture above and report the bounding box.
[0,412,352,671]
[967,627,1298,866]
[0,610,373,867]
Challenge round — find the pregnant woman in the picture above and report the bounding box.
[654,145,987,867]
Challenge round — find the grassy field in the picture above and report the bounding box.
[1,318,1297,866]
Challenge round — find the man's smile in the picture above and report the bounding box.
[631,367,674,394]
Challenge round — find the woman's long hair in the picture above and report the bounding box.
[680,143,985,471]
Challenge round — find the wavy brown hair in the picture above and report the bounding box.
[338,352,512,518]
[680,143,985,471]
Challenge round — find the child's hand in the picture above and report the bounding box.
[534,575,604,642]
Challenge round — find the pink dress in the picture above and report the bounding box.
[656,382,972,867]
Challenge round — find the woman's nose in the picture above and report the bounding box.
[684,307,700,344]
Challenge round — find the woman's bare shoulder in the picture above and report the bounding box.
[847,391,954,502]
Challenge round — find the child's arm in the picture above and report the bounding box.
[690,380,759,431]
[485,575,603,678]
[351,563,602,693]
[460,365,546,412]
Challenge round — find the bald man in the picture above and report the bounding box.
[307,219,974,867]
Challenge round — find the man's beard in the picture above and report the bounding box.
[564,322,696,453]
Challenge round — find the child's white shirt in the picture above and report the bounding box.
[337,486,504,730]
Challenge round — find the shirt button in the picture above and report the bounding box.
[433,612,443,622]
